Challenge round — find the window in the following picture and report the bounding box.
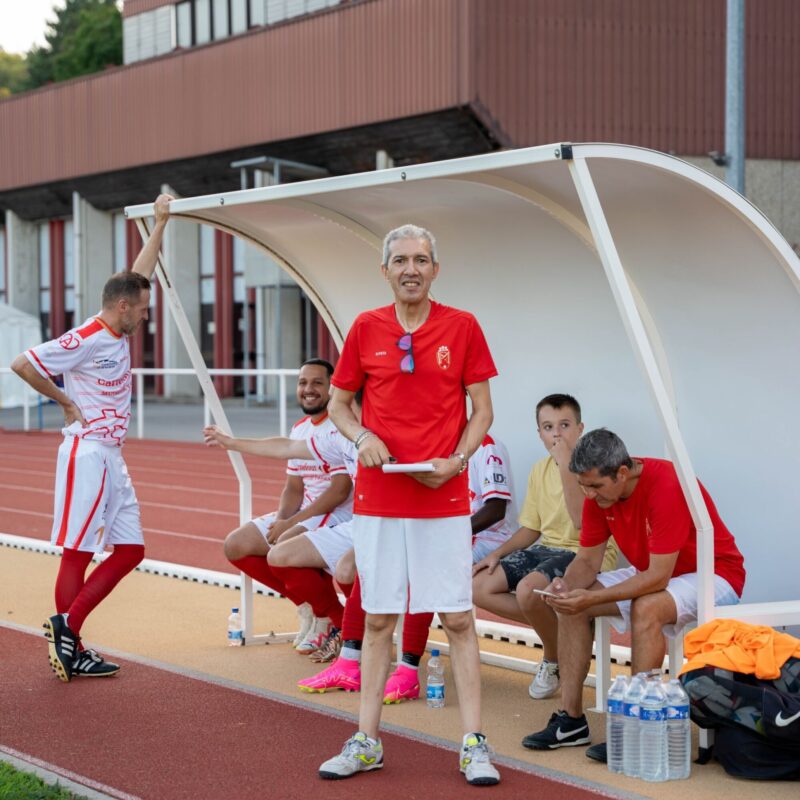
[231,0,248,34]
[199,226,216,366]
[195,0,211,44]
[38,224,51,338]
[0,227,6,303]
[112,213,128,272]
[250,0,265,26]
[212,0,230,39]
[64,221,75,330]
[176,1,193,48]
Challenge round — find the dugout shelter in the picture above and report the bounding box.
[126,142,800,639]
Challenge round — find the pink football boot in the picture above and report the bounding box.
[297,656,361,694]
[383,663,421,704]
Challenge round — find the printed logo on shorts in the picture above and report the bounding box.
[58,333,80,351]
[437,345,451,370]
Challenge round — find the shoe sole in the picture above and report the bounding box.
[528,686,560,699]
[522,736,591,750]
[299,685,358,694]
[383,693,419,704]
[463,775,501,785]
[319,763,383,780]
[43,619,72,683]
[74,667,121,678]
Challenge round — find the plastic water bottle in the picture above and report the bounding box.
[639,677,667,782]
[622,672,646,777]
[227,607,243,646]
[665,679,691,780]
[426,649,445,708]
[606,675,628,773]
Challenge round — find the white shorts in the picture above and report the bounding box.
[251,507,351,539]
[471,535,504,563]
[51,437,143,553]
[353,514,472,614]
[304,519,354,574]
[596,565,740,638]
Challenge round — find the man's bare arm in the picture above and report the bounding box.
[131,194,173,280]
[203,425,311,460]
[329,386,392,468]
[10,356,86,426]
[276,475,305,520]
[471,498,507,535]
[550,438,583,529]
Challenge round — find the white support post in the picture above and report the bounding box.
[204,395,211,428]
[134,219,255,639]
[569,158,715,625]
[279,373,287,436]
[22,385,30,431]
[136,372,144,439]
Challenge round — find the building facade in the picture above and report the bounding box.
[1,0,798,396]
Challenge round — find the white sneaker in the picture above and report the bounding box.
[296,616,335,654]
[529,660,560,699]
[292,603,314,647]
[319,732,383,779]
[460,733,500,785]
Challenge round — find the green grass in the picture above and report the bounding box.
[0,762,88,800]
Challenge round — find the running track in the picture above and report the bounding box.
[0,430,278,573]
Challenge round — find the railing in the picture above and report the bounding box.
[0,367,300,438]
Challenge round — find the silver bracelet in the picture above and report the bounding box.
[354,429,374,449]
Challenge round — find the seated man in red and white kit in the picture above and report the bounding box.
[219,358,353,653]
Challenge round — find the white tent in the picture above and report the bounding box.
[0,303,42,408]
[127,142,800,637]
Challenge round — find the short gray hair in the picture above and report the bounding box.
[569,428,633,478]
[381,224,438,265]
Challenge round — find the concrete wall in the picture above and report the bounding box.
[4,210,39,319]
[73,194,114,321]
[161,205,201,398]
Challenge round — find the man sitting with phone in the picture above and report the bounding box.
[472,394,617,700]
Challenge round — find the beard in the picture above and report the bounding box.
[300,399,327,416]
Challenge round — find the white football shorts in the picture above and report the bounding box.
[353,514,473,614]
[251,506,352,539]
[51,436,143,553]
[304,519,354,575]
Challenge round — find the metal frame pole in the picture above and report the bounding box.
[568,157,715,625]
[134,218,256,639]
[725,0,746,194]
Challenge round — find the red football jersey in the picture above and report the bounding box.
[332,302,497,517]
[580,458,745,596]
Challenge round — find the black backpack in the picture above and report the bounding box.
[680,656,800,780]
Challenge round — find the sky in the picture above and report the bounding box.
[0,0,61,55]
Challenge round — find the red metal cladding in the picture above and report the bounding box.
[213,230,235,398]
[49,220,66,338]
[123,0,175,15]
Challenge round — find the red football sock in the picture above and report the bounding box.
[67,544,145,635]
[337,581,354,598]
[402,611,434,658]
[55,548,94,614]
[230,556,302,605]
[341,573,366,642]
[271,565,344,628]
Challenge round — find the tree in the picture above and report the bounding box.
[0,48,29,97]
[24,0,122,91]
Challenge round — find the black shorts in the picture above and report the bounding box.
[500,544,576,591]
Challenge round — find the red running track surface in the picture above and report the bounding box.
[0,430,285,573]
[2,626,614,800]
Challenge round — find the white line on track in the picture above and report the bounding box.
[0,744,141,800]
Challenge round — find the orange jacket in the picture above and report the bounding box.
[680,619,800,680]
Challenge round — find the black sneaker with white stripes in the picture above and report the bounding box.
[43,614,78,683]
[521,710,591,750]
[72,648,120,678]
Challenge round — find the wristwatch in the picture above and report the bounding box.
[449,451,467,475]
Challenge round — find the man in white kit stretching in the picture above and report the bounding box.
[12,194,173,682]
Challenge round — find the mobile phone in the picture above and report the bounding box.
[532,588,559,598]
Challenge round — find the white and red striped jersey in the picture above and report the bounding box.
[469,435,517,547]
[287,413,351,511]
[25,316,132,447]
[308,429,358,479]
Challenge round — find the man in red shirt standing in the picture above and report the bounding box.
[523,428,745,759]
[321,225,501,785]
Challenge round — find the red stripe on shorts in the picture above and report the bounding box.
[73,467,107,549]
[55,437,81,547]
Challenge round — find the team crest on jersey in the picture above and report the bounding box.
[437,345,451,370]
[93,357,118,370]
[58,333,80,351]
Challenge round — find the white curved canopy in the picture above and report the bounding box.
[128,143,800,614]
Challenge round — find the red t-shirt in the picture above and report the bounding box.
[332,302,497,518]
[580,458,745,596]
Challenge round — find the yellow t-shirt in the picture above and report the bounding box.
[518,456,618,572]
